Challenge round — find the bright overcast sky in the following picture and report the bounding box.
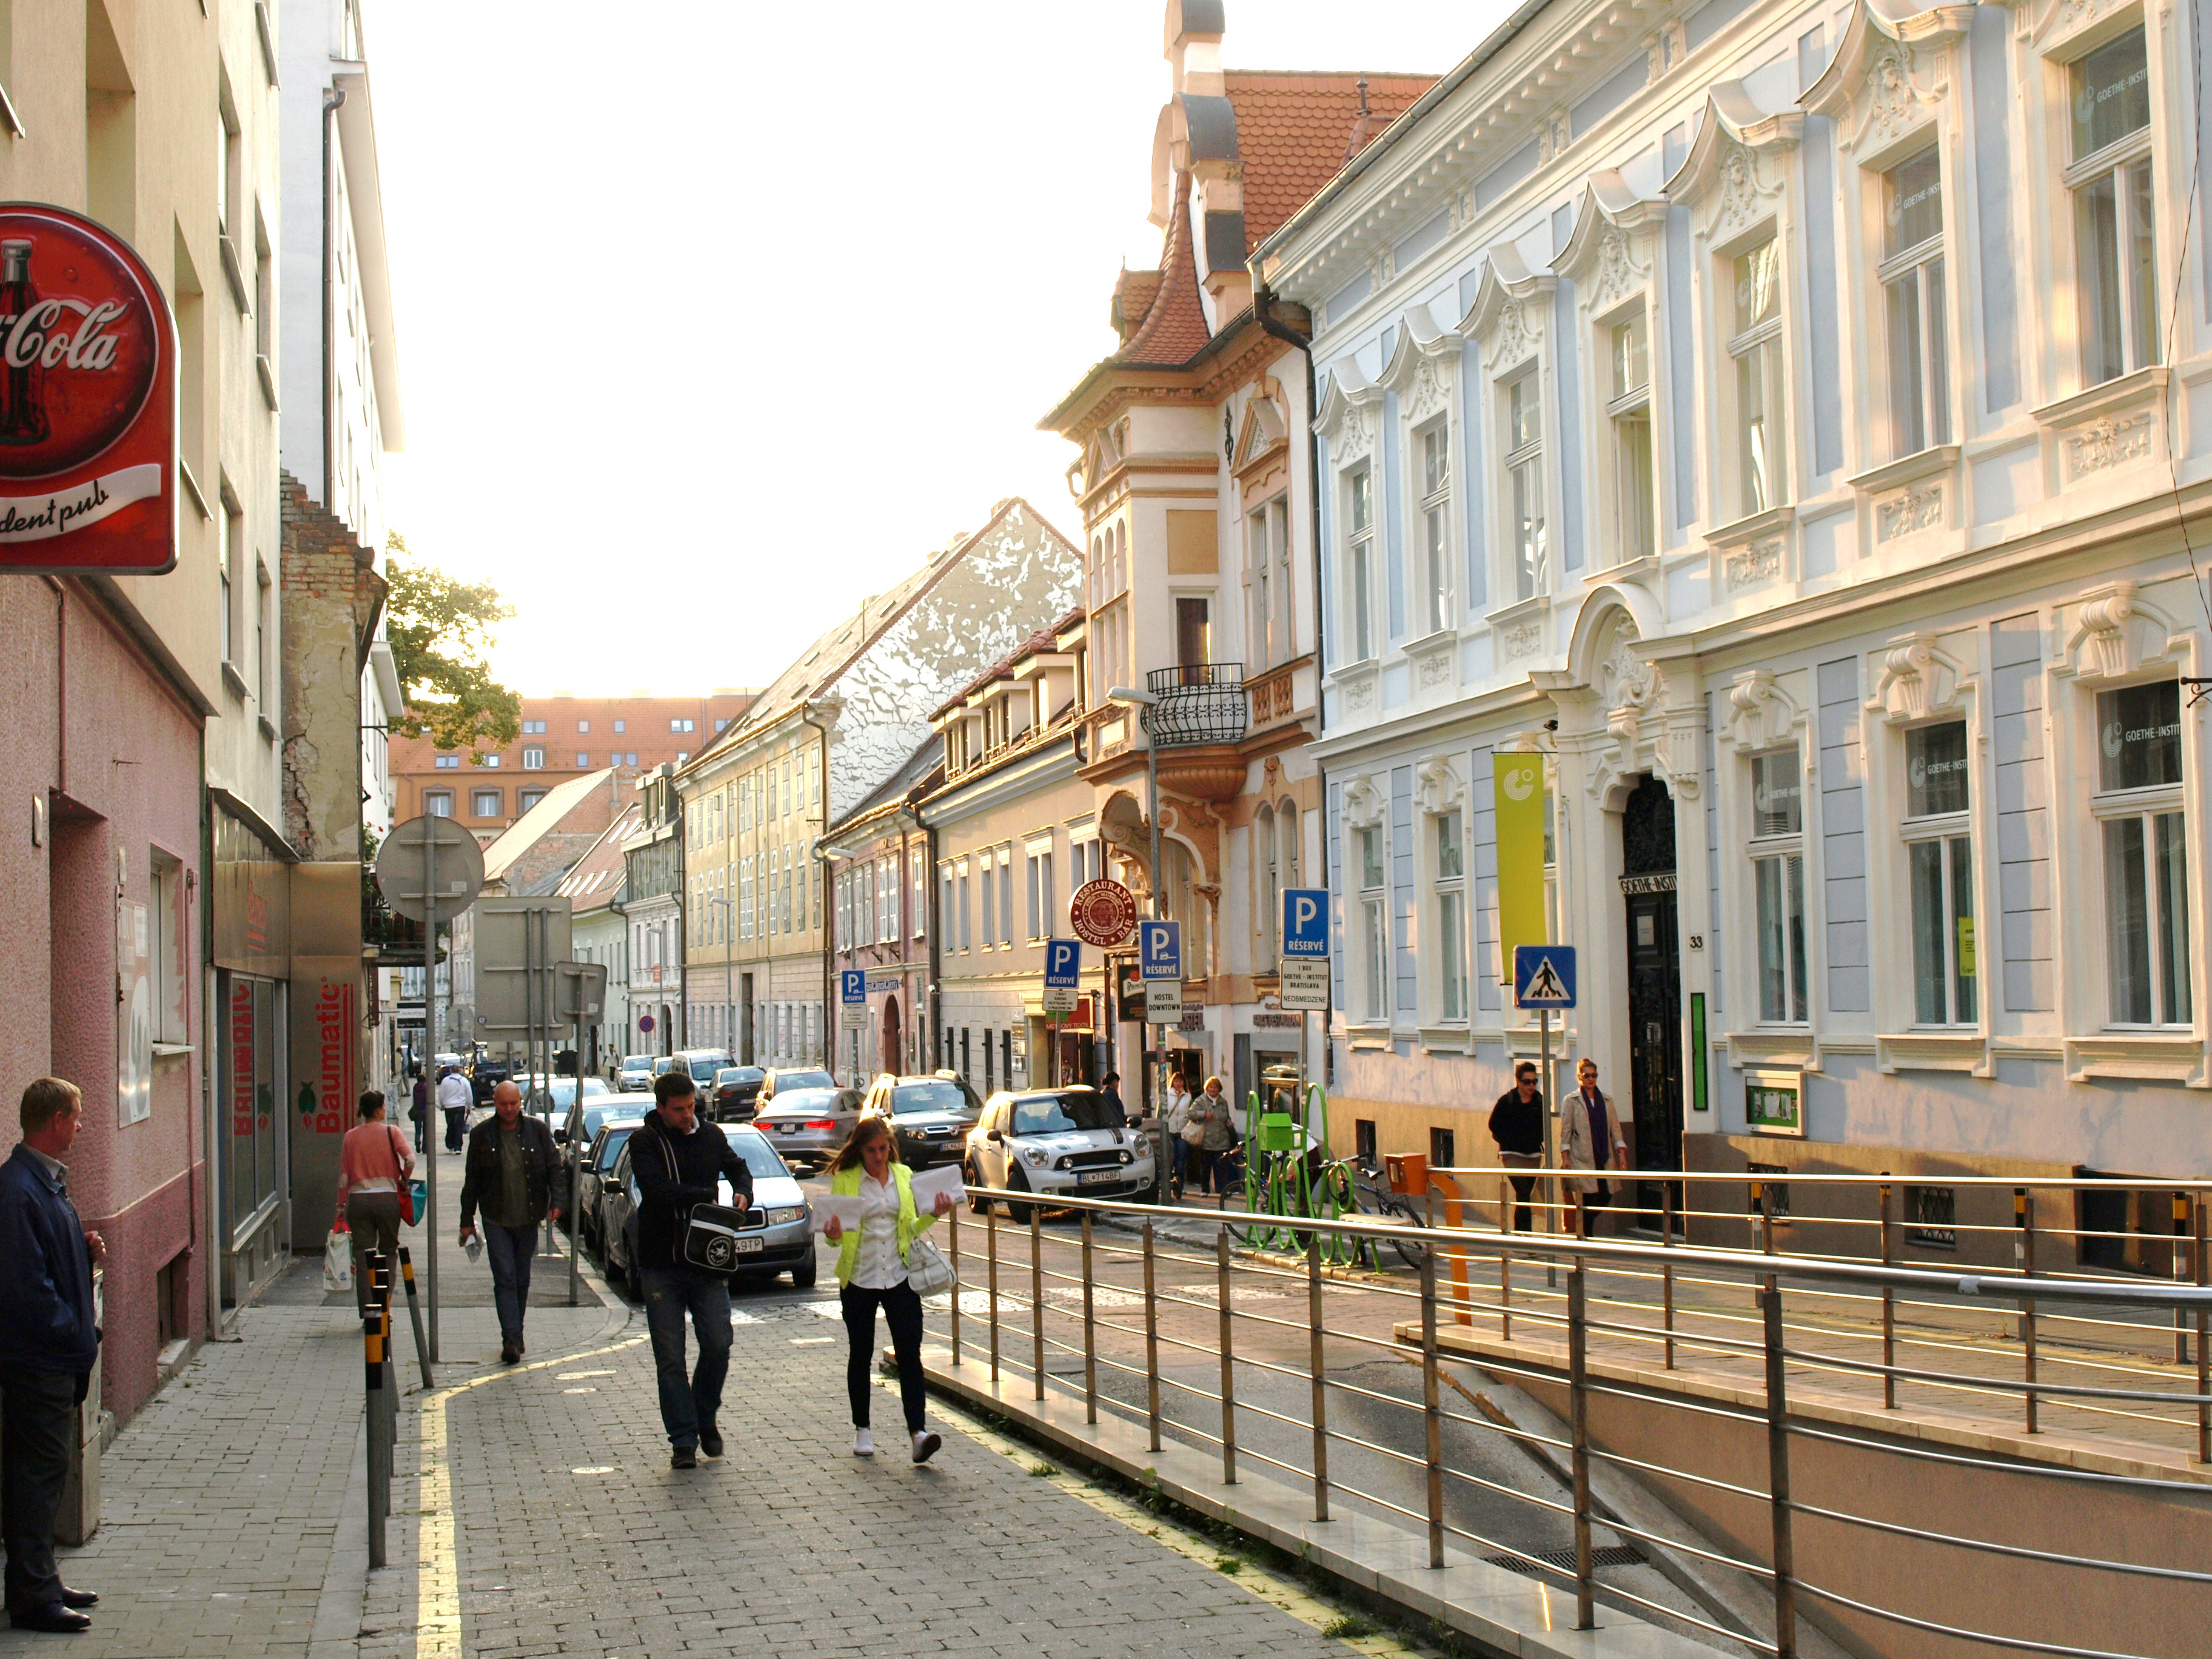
[367,2,1507,697]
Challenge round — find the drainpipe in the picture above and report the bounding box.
[320,85,346,508]
[800,705,834,1068]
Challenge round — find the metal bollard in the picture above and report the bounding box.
[1307,1236,1330,1522]
[1760,1282,1798,1659]
[1143,1221,1162,1453]
[948,1208,961,1365]
[362,1252,389,1570]
[397,1245,433,1389]
[1030,1206,1045,1403]
[1217,1228,1238,1485]
[1568,1264,1594,1631]
[1419,1245,1444,1568]
[1081,1211,1098,1426]
[2016,1189,2038,1435]
[987,1200,1001,1386]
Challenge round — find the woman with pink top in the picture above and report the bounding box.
[337,1091,414,1316]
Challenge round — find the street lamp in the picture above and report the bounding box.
[1107,685,1168,1201]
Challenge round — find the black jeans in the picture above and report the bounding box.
[1506,1174,1537,1233]
[0,1365,84,1614]
[840,1281,925,1434]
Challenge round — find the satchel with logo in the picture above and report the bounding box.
[652,1132,752,1272]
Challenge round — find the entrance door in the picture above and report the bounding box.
[1620,777,1683,1213]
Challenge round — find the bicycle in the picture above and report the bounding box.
[1308,1155,1427,1269]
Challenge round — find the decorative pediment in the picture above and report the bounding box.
[1800,0,1970,158]
[2060,581,2188,683]
[2014,0,2130,55]
[1232,394,1287,477]
[1551,170,1668,317]
[1457,244,1556,378]
[1872,632,1966,722]
[1340,776,1386,830]
[1723,668,1805,750]
[1378,307,1460,429]
[1313,358,1385,466]
[1663,81,1803,246]
[1414,754,1465,816]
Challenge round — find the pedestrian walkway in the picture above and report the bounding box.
[0,1147,1450,1659]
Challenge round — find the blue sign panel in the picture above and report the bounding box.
[1044,939,1081,990]
[839,968,866,1006]
[1512,945,1577,1009]
[1138,918,1182,981]
[1281,887,1330,958]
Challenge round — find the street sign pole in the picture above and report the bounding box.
[423,833,439,1364]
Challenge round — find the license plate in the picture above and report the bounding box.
[730,1236,764,1253]
[1078,1171,1121,1186]
[776,1125,797,1134]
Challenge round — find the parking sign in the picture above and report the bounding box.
[1042,939,1079,1013]
[840,969,866,1005]
[1281,888,1329,959]
[1138,919,1181,981]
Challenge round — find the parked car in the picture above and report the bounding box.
[712,1065,766,1121]
[964,1087,1154,1222]
[469,1054,512,1106]
[930,1068,985,1113]
[603,1124,814,1295]
[617,1054,655,1091]
[668,1048,729,1092]
[756,1067,836,1108]
[752,1087,863,1171]
[861,1074,980,1168]
[575,1116,645,1256]
[560,1092,654,1228]
[519,1073,609,1119]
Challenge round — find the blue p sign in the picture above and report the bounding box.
[1044,939,1081,989]
[1281,887,1330,958]
[839,968,866,1005]
[1138,918,1181,980]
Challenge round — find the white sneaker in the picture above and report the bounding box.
[853,1428,874,1458]
[911,1429,942,1465]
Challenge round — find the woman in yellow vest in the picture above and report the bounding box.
[821,1118,954,1462]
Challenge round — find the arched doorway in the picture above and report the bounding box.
[880,994,902,1080]
[1620,776,1682,1208]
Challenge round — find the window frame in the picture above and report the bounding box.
[1432,807,1469,1025]
[1899,719,1978,1028]
[1344,465,1377,662]
[2090,677,2189,1029]
[1877,145,1952,458]
[1724,232,1790,518]
[1744,743,1811,1026]
[1603,303,1658,568]
[2063,22,2159,389]
[1500,369,1547,603]
[1356,822,1389,1024]
[1414,419,1453,636]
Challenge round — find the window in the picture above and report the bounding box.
[1068,835,1102,892]
[1882,148,1949,457]
[911,846,927,938]
[1347,468,1375,659]
[1359,825,1388,1021]
[1255,805,1279,971]
[521,746,545,769]
[425,791,453,817]
[1417,423,1451,633]
[577,719,590,732]
[1608,310,1656,563]
[979,854,994,947]
[1503,373,1546,600]
[219,508,236,665]
[1429,1127,1456,1170]
[519,788,546,813]
[435,754,460,769]
[1435,809,1467,1021]
[255,565,270,705]
[672,718,694,732]
[623,752,637,766]
[575,751,589,767]
[1729,237,1787,515]
[471,788,501,819]
[150,851,189,1046]
[522,719,546,734]
[1903,720,1976,1025]
[1906,1184,1957,1249]
[941,865,956,955]
[958,864,973,953]
[2071,27,2157,386]
[1355,1119,1379,1164]
[614,719,626,733]
[1025,846,1053,941]
[1000,853,1014,948]
[1748,746,1808,1022]
[1249,498,1293,670]
[1176,597,1210,671]
[2096,680,2188,1025]
[480,753,500,768]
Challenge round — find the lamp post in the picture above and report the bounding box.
[1107,686,1165,1200]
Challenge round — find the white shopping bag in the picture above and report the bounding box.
[323,1226,352,1295]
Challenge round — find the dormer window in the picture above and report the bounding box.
[1729,238,1787,515]
[1882,147,1949,456]
[2070,26,2157,386]
[1503,374,1545,600]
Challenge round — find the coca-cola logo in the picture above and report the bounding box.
[0,212,159,478]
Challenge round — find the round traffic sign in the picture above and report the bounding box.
[374,814,486,924]
[638,1014,655,1033]
[1068,878,1137,948]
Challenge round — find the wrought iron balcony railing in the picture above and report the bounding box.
[1145,663,1247,748]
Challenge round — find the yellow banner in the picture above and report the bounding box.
[1493,752,1546,981]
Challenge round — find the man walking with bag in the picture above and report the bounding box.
[630,1071,752,1469]
[0,1078,104,1633]
[458,1081,561,1365]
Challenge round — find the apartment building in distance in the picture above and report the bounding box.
[386,690,755,842]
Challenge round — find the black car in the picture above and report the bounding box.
[470,1055,512,1107]
[712,1065,766,1121]
[862,1073,982,1168]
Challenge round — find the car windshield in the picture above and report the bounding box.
[623,1055,651,1067]
[688,1058,720,1081]
[892,1081,972,1116]
[773,1070,834,1091]
[721,1127,790,1180]
[595,1127,636,1169]
[766,1089,846,1115]
[1007,1092,1119,1134]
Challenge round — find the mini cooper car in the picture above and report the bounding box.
[964,1087,1154,1222]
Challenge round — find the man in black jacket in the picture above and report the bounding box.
[1487,1061,1546,1233]
[631,1071,753,1469]
[458,1081,563,1364]
[0,1078,104,1633]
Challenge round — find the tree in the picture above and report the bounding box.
[384,532,522,754]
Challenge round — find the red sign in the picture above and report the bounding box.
[1068,879,1137,948]
[0,204,176,574]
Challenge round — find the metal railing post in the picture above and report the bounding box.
[1568,1263,1595,1631]
[987,1201,1000,1386]
[1760,1281,1798,1659]
[1216,1228,1238,1484]
[2196,1194,2209,1464]
[1143,1221,1162,1453]
[1879,1181,1896,1410]
[1307,1236,1330,1522]
[1030,1206,1045,1403]
[1498,1175,1513,1343]
[1661,1181,1675,1370]
[948,1208,961,1365]
[2179,1192,2195,1367]
[1420,1245,1444,1569]
[1081,1210,1098,1426]
[2016,1188,2038,1435]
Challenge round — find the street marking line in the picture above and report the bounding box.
[928,1393,1424,1657]
[414,1332,649,1659]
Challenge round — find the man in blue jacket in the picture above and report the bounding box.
[0,1078,104,1633]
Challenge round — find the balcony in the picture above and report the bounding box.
[1145,663,1247,748]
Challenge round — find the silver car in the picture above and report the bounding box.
[617,1054,655,1091]
[964,1087,1154,1222]
[752,1087,863,1171]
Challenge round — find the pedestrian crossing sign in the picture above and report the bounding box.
[1513,945,1577,1009]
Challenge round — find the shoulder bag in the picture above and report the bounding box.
[386,1127,418,1225]
[654,1130,751,1272]
[903,1227,957,1297]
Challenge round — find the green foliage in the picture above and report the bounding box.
[1319,1615,1374,1640]
[384,532,521,754]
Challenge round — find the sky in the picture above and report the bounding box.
[367,3,1509,697]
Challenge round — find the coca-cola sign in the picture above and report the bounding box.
[0,204,175,574]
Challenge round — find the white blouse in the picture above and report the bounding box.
[851,1172,906,1290]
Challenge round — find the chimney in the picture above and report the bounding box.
[1164,0,1224,98]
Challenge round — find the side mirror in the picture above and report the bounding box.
[987,1129,1003,1144]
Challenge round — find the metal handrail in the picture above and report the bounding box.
[934,1184,2212,1659]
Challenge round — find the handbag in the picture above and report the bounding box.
[322,1225,352,1295]
[903,1231,957,1297]
[387,1127,418,1225]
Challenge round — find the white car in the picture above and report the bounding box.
[964,1087,1153,1222]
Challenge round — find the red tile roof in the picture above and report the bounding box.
[1111,268,1164,345]
[1224,72,1439,250]
[1112,169,1213,366]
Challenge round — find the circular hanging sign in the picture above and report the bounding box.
[0,202,176,574]
[1068,878,1138,948]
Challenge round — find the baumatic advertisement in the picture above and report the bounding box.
[0,203,178,574]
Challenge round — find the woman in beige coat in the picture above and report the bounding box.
[1561,1058,1632,1215]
